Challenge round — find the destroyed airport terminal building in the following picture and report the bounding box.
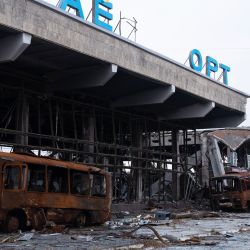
[0,0,249,203]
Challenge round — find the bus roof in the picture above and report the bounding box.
[0,152,107,174]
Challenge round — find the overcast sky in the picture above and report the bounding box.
[45,0,250,126]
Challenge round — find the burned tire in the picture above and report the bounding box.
[5,215,20,233]
[210,200,219,211]
[75,213,86,228]
[5,209,27,233]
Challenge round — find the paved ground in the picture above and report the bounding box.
[1,212,250,249]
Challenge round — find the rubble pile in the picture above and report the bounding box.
[1,209,250,249]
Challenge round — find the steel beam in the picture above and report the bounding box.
[50,64,118,90]
[112,85,175,107]
[159,101,215,120]
[0,33,32,62]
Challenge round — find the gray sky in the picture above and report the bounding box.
[45,0,250,126]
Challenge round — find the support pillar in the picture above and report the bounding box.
[200,133,210,186]
[171,130,180,200]
[88,116,95,163]
[15,92,29,151]
[136,131,143,202]
[137,169,143,202]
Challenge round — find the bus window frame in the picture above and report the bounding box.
[27,163,47,193]
[210,177,242,194]
[89,173,107,198]
[47,165,70,194]
[70,169,90,197]
[241,179,247,191]
[2,161,108,198]
[3,163,27,191]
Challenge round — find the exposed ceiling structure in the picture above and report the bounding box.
[0,0,248,130]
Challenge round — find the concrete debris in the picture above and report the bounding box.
[162,234,179,243]
[170,211,220,219]
[154,211,170,220]
[71,235,93,241]
[17,233,34,241]
[106,244,144,250]
[41,224,66,234]
[105,214,154,229]
[0,235,17,244]
[40,233,62,237]
[225,233,234,238]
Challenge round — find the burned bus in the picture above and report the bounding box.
[209,173,250,211]
[0,152,112,232]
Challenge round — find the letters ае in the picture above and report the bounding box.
[58,0,113,31]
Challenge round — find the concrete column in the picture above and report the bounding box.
[136,130,144,202]
[15,92,29,151]
[88,116,95,164]
[200,133,210,186]
[172,130,180,200]
[137,169,143,202]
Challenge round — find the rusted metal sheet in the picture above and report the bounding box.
[0,152,112,232]
[207,129,250,151]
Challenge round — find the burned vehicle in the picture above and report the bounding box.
[209,173,250,211]
[0,152,112,232]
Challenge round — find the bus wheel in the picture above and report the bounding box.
[211,200,219,211]
[6,215,20,233]
[75,213,86,228]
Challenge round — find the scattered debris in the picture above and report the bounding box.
[154,211,170,220]
[0,235,15,244]
[123,224,168,246]
[40,233,62,237]
[108,244,144,250]
[0,209,250,249]
[17,233,34,241]
[170,211,220,219]
[41,224,66,234]
[71,235,93,241]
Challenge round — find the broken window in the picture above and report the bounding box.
[90,174,106,197]
[48,166,68,193]
[4,166,20,190]
[70,170,90,195]
[27,164,45,192]
[245,178,250,190]
[224,178,240,192]
[241,179,247,191]
[210,178,241,194]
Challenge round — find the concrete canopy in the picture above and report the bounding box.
[0,0,248,129]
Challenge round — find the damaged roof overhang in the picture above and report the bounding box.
[0,0,248,130]
[208,128,250,151]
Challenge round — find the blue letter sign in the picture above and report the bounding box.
[219,63,230,85]
[58,0,84,18]
[93,0,113,31]
[188,49,230,85]
[189,49,203,72]
[58,0,113,31]
[206,56,218,78]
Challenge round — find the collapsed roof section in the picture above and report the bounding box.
[208,128,250,151]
